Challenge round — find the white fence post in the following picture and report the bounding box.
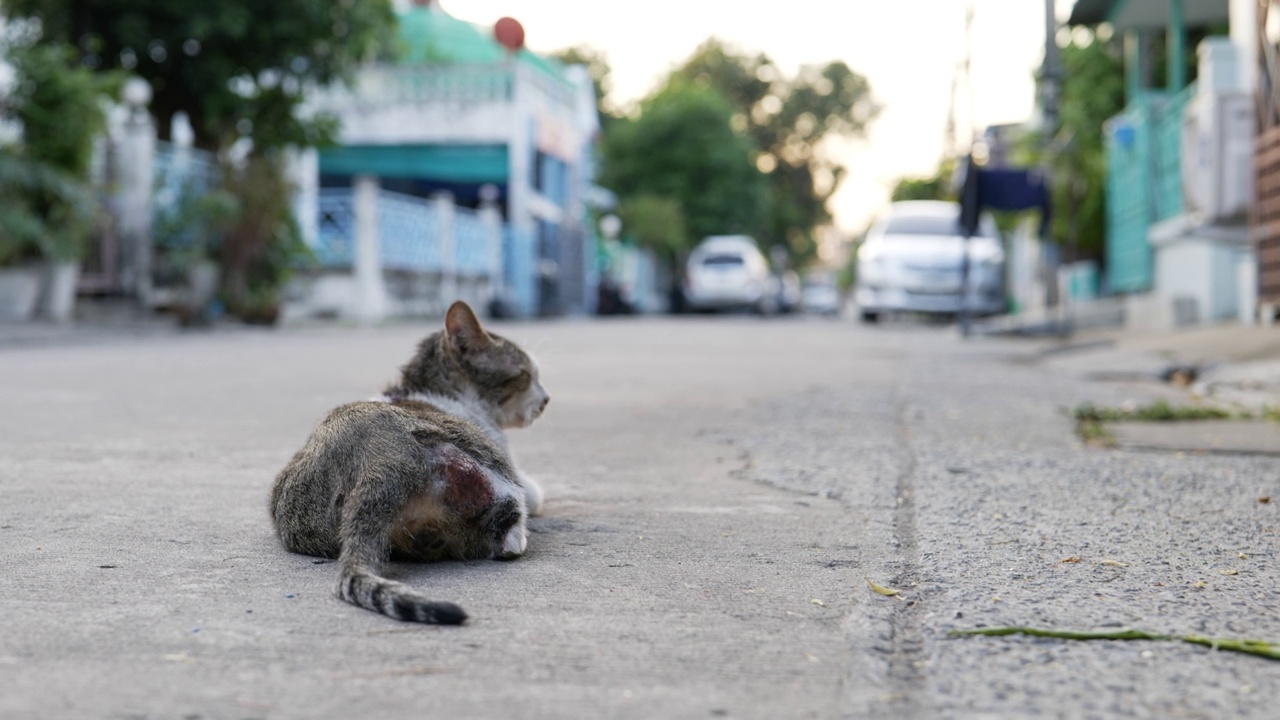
[434,191,457,307]
[118,108,156,305]
[479,184,504,306]
[353,175,388,323]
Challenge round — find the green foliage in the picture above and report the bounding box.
[6,42,118,176]
[1074,400,1232,424]
[1,0,393,317]
[601,81,766,246]
[0,151,95,264]
[672,40,879,266]
[152,183,240,284]
[3,0,396,151]
[0,41,116,262]
[1016,35,1124,260]
[550,45,616,129]
[616,194,690,263]
[951,626,1280,662]
[217,153,313,323]
[1073,399,1238,446]
[891,174,953,203]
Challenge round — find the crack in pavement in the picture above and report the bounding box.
[883,384,927,713]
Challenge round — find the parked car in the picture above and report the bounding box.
[854,200,1004,323]
[801,271,842,316]
[684,235,779,314]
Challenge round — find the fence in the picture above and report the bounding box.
[313,187,496,277]
[1103,85,1195,294]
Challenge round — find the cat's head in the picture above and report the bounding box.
[414,301,549,429]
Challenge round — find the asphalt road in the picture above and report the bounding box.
[2,315,1277,719]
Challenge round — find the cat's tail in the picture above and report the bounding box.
[336,559,468,625]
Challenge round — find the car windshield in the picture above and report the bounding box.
[883,214,962,236]
[701,254,745,267]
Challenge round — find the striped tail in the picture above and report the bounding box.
[337,562,467,625]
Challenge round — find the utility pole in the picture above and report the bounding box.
[958,2,976,337]
[1039,0,1069,336]
[1040,0,1062,137]
[945,2,976,160]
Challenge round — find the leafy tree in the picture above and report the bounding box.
[891,164,956,203]
[2,0,395,151]
[550,45,618,130]
[616,194,690,265]
[1003,33,1124,261]
[673,39,879,265]
[217,154,312,324]
[1,0,395,320]
[601,81,765,249]
[0,40,116,262]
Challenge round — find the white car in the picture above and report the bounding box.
[855,201,1005,322]
[684,235,778,313]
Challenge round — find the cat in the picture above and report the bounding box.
[269,301,549,624]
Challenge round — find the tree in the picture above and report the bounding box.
[890,158,957,203]
[1,0,396,321]
[1017,33,1124,262]
[2,0,395,151]
[550,45,618,131]
[0,40,116,263]
[616,194,690,264]
[673,39,879,265]
[600,81,766,248]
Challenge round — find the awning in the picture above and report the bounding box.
[1068,0,1229,29]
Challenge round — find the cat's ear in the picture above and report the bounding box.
[444,301,493,354]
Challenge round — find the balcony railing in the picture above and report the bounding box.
[314,187,497,277]
[312,62,577,113]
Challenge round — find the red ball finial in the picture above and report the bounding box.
[494,17,525,52]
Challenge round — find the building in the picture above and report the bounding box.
[1254,1,1280,319]
[292,0,601,320]
[1069,0,1256,328]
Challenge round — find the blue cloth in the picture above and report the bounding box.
[960,160,1051,237]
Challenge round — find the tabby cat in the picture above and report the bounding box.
[270,301,549,624]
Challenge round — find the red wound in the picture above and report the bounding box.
[441,454,496,517]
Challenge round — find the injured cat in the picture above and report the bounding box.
[270,301,549,624]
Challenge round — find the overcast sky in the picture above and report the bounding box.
[435,0,1063,235]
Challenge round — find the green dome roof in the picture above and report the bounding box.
[396,4,567,83]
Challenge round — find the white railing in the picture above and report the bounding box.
[314,186,498,278]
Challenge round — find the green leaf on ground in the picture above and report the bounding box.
[950,625,1280,661]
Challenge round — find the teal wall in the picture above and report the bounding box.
[319,144,509,183]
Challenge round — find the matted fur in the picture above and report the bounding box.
[270,301,549,624]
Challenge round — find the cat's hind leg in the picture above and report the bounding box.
[482,495,527,559]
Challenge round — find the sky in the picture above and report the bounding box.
[434,0,1059,237]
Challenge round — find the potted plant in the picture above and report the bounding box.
[2,42,118,322]
[152,181,240,326]
[0,151,96,321]
[217,153,314,325]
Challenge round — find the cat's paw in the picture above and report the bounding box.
[497,525,527,559]
[519,472,544,517]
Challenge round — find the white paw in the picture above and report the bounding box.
[519,472,544,517]
[499,525,528,558]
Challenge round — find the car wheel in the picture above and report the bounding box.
[859,310,880,324]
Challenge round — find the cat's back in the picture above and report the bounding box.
[274,398,508,498]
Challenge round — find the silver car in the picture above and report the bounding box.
[854,201,1004,322]
[684,235,778,313]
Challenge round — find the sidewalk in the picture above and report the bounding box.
[1009,322,1280,454]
